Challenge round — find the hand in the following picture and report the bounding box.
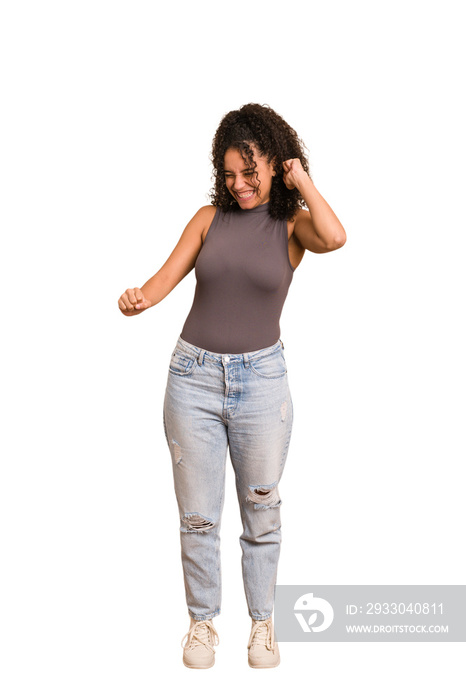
[118,287,152,316]
[282,158,308,190]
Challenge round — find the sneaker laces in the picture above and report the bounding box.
[181,619,219,652]
[247,618,275,651]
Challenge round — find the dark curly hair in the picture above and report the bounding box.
[209,103,311,221]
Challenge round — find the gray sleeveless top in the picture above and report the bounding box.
[180,201,295,353]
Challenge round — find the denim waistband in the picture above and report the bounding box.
[175,335,285,367]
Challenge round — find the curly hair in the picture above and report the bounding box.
[209,103,311,221]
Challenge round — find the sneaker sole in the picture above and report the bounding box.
[183,657,215,669]
[248,657,280,668]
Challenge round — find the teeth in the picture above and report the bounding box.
[238,191,254,198]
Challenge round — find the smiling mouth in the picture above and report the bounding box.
[235,190,255,200]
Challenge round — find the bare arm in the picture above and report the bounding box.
[283,159,346,254]
[118,205,216,315]
[293,180,346,254]
[292,207,343,254]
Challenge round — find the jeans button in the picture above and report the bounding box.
[224,356,230,363]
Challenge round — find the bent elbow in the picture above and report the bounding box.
[332,230,347,250]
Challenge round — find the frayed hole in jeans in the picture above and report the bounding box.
[182,513,215,532]
[246,483,281,509]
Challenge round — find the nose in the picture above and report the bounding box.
[233,173,248,190]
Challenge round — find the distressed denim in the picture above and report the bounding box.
[162,335,293,622]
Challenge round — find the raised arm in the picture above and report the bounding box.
[283,159,346,254]
[118,205,216,316]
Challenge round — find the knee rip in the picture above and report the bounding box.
[246,482,282,510]
[182,513,215,533]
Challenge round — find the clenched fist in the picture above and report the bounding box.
[118,287,152,316]
[282,158,308,190]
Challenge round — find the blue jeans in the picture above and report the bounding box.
[162,335,293,621]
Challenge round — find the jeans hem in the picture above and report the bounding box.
[250,613,272,621]
[189,609,221,621]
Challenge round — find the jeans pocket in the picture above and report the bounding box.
[168,348,197,376]
[249,349,287,379]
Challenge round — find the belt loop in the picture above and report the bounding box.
[279,338,284,349]
[198,349,205,366]
[243,351,250,368]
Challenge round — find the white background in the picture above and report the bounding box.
[1,0,465,697]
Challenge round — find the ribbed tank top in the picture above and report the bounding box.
[180,201,295,353]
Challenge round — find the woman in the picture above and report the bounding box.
[118,103,346,669]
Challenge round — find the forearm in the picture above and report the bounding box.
[297,176,346,245]
[140,270,173,307]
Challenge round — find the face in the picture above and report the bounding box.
[224,143,276,209]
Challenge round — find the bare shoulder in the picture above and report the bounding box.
[196,204,217,217]
[175,205,217,246]
[197,205,218,244]
[287,207,310,231]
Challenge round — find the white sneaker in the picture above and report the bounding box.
[181,617,219,669]
[247,617,280,668]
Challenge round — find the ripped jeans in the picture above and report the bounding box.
[163,335,293,622]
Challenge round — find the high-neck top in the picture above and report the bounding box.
[180,202,295,353]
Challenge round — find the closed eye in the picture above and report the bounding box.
[225,170,255,177]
